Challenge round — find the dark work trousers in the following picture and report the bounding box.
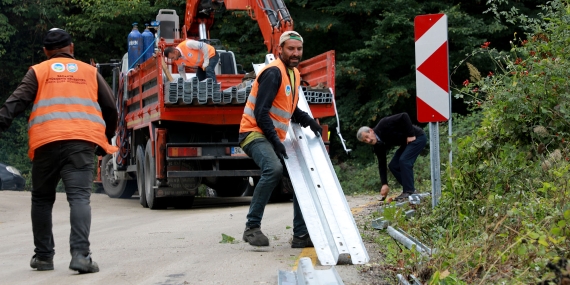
[388,134,427,193]
[31,140,95,260]
[196,51,219,83]
[243,137,308,237]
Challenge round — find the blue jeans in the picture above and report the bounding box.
[196,51,219,83]
[388,134,427,193]
[31,140,95,260]
[243,137,307,237]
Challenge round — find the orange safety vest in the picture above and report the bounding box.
[239,58,300,142]
[174,41,216,68]
[28,58,118,160]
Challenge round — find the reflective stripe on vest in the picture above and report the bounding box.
[29,111,106,128]
[29,97,105,128]
[239,58,300,141]
[243,107,290,134]
[32,97,102,112]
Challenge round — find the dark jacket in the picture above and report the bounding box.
[0,52,118,141]
[372,113,425,185]
[238,66,314,146]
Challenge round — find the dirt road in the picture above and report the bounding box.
[0,191,379,285]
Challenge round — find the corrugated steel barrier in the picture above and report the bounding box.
[278,257,344,285]
[282,89,369,266]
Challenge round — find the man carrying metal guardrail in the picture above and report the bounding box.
[238,31,322,247]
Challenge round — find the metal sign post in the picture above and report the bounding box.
[429,122,441,208]
[414,14,450,207]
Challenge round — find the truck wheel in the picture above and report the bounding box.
[101,154,137,198]
[144,140,165,209]
[136,145,148,208]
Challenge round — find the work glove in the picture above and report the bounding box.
[308,119,322,137]
[273,141,288,160]
[202,62,208,70]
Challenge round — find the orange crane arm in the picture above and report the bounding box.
[224,0,293,56]
[183,0,292,56]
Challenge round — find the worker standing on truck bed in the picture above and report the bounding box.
[0,28,118,273]
[238,31,323,247]
[164,39,219,83]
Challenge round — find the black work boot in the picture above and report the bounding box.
[69,252,99,274]
[243,227,270,246]
[30,254,54,271]
[291,234,314,248]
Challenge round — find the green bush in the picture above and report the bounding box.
[356,1,570,284]
[408,1,570,284]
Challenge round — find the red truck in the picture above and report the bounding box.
[95,0,336,209]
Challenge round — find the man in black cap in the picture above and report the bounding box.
[0,28,118,273]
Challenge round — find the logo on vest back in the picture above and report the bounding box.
[66,63,78,72]
[285,85,291,96]
[187,53,193,58]
[51,63,65,72]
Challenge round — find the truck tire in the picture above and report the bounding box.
[101,154,137,198]
[136,145,148,208]
[144,140,165,209]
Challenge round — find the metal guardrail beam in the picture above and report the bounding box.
[282,90,369,266]
[371,210,416,230]
[387,226,434,256]
[377,193,431,214]
[397,274,412,285]
[278,257,345,285]
[410,274,423,285]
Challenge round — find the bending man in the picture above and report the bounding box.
[357,112,426,201]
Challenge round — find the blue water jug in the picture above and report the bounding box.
[127,23,142,69]
[141,24,154,62]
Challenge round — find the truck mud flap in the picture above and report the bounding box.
[282,90,369,265]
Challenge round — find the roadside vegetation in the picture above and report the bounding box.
[340,1,570,283]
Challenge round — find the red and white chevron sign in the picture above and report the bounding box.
[414,14,449,122]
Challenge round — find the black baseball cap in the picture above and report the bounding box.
[44,28,72,50]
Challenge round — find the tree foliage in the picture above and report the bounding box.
[0,0,546,186]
